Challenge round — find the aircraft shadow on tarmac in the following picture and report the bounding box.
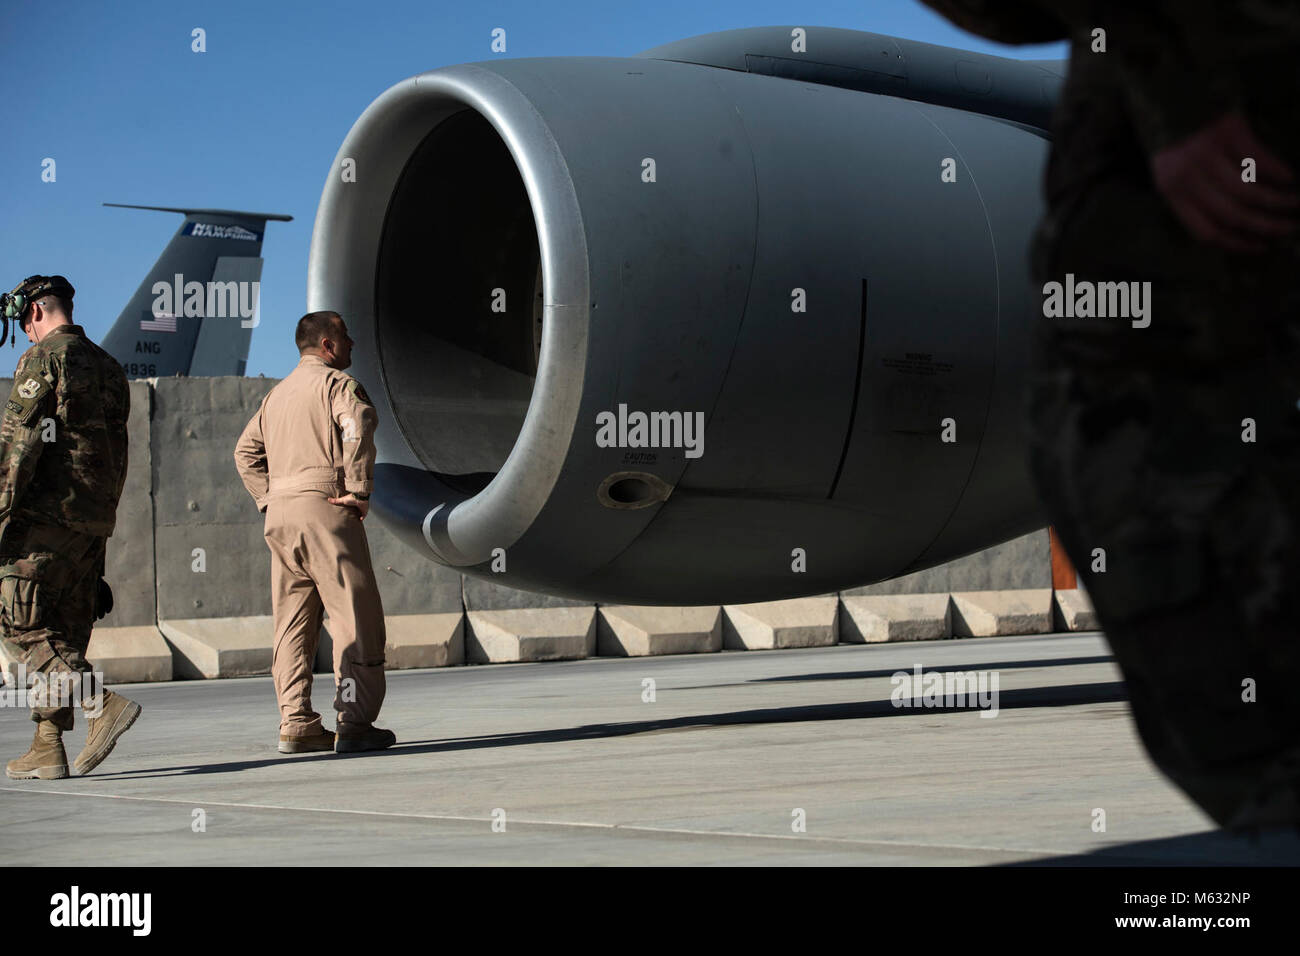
[676,655,1117,690]
[90,679,1128,781]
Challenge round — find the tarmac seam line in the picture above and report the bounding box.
[0,786,1052,857]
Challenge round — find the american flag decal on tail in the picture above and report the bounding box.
[140,311,177,332]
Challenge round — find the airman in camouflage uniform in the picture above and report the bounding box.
[0,275,141,779]
[920,2,1300,827]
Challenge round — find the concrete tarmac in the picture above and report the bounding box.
[2,632,1296,865]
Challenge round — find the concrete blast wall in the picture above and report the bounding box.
[0,376,1075,682]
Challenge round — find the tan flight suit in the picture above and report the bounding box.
[233,355,386,736]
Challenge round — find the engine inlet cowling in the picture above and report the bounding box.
[309,35,1054,604]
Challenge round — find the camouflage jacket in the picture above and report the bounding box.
[920,1,1300,280]
[918,1,1300,163]
[0,325,130,537]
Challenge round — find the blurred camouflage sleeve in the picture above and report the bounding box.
[233,397,270,511]
[0,352,54,525]
[1092,3,1300,154]
[916,0,1071,43]
[923,1,1300,154]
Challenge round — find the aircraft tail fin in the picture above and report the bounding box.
[98,203,292,378]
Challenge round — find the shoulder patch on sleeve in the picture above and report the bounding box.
[5,374,51,425]
[346,378,373,406]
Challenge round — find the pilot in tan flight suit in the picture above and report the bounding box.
[234,310,395,754]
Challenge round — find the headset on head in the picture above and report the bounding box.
[0,275,75,348]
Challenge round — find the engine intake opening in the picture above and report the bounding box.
[376,108,541,492]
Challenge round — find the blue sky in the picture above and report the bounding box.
[0,0,1065,378]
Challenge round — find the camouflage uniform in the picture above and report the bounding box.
[0,324,130,730]
[921,1,1300,826]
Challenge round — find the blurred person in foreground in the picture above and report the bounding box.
[919,0,1300,828]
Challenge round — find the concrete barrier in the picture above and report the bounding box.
[723,597,839,650]
[462,575,598,664]
[160,616,276,679]
[1054,588,1099,631]
[100,380,156,629]
[0,375,1066,680]
[597,605,722,656]
[354,505,466,668]
[151,378,276,676]
[316,612,465,672]
[951,589,1053,637]
[153,376,277,625]
[839,594,952,643]
[466,606,597,663]
[86,626,173,683]
[843,529,1051,596]
[384,613,465,668]
[463,575,592,611]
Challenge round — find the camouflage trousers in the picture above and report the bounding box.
[0,516,107,731]
[1029,179,1300,826]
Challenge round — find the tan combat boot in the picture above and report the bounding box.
[5,720,70,780]
[279,727,336,754]
[74,689,142,776]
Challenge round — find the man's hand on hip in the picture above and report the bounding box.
[1151,111,1298,253]
[327,493,369,520]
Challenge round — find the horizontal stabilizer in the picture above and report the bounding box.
[103,202,293,222]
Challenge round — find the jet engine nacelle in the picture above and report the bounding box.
[308,27,1063,604]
